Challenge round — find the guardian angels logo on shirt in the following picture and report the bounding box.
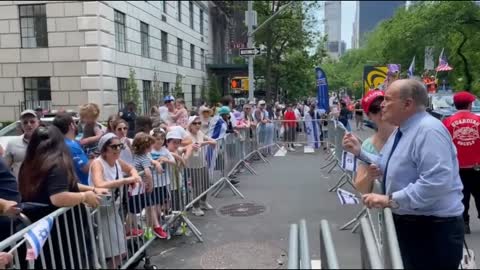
[451,118,480,146]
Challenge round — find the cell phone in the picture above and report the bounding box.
[17,202,49,211]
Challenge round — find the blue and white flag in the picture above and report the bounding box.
[341,151,357,172]
[407,56,415,78]
[24,216,54,261]
[315,67,329,112]
[336,188,360,205]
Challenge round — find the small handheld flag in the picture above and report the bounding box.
[24,216,54,261]
[436,48,453,72]
[407,56,415,78]
[336,188,360,205]
[341,151,357,172]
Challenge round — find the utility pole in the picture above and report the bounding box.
[247,1,254,102]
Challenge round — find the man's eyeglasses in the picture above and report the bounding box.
[108,144,125,151]
[192,122,202,126]
[116,127,128,131]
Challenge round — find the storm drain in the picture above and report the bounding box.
[200,241,287,269]
[217,202,266,217]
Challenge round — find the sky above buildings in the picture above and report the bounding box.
[341,1,355,49]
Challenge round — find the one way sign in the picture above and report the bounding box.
[240,47,263,56]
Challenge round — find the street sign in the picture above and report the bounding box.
[240,47,263,56]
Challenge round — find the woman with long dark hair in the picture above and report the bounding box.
[18,125,108,268]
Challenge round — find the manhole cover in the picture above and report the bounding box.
[201,241,287,269]
[217,203,266,217]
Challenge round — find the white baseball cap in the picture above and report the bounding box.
[166,126,187,140]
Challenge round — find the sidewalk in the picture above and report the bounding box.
[148,147,364,269]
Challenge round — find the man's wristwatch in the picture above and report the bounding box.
[388,194,399,209]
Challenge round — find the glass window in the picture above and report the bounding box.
[140,21,150,57]
[190,44,195,69]
[200,9,204,35]
[200,48,205,71]
[163,0,167,13]
[177,1,182,22]
[117,78,127,110]
[161,31,168,62]
[23,77,51,102]
[177,38,183,66]
[191,85,197,106]
[114,10,126,52]
[189,1,194,29]
[19,4,47,48]
[143,80,152,114]
[163,82,170,97]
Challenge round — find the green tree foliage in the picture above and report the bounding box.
[173,71,185,98]
[151,68,162,106]
[328,1,480,95]
[125,68,140,109]
[207,73,221,105]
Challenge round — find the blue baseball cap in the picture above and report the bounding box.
[164,95,175,102]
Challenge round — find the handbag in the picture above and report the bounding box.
[460,240,476,269]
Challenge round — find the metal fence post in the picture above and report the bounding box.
[320,220,339,269]
[299,219,311,269]
[288,224,299,269]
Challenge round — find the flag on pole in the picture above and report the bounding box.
[24,216,54,261]
[436,48,453,72]
[407,56,415,78]
[336,188,360,205]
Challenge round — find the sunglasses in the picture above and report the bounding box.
[22,119,37,125]
[108,143,125,151]
[192,122,202,126]
[116,127,128,131]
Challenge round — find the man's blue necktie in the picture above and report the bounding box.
[382,129,403,193]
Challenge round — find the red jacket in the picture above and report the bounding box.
[284,111,297,128]
[443,111,480,168]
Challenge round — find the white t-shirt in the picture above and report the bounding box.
[159,106,172,125]
[4,135,28,179]
[150,146,172,186]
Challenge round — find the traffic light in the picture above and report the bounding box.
[231,78,242,89]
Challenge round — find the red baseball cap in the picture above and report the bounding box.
[361,90,384,114]
[453,91,476,106]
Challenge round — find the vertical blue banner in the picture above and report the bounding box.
[316,67,329,112]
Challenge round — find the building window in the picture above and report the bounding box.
[24,77,50,103]
[140,22,150,57]
[200,48,205,71]
[143,80,152,114]
[19,4,48,48]
[191,85,197,106]
[177,38,183,66]
[162,82,170,97]
[161,31,168,62]
[200,9,204,35]
[163,0,167,13]
[114,10,126,52]
[117,78,127,109]
[190,44,195,69]
[189,1,194,29]
[177,1,182,22]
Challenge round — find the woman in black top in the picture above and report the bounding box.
[338,101,352,131]
[18,126,107,269]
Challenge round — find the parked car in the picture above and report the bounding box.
[0,112,106,150]
[427,92,480,121]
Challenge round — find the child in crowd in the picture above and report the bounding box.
[131,132,168,239]
[78,103,103,157]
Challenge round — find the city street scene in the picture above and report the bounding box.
[0,0,480,269]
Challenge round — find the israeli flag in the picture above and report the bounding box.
[341,151,357,172]
[24,216,54,261]
[336,188,360,205]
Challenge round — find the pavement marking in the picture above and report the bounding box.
[274,147,287,157]
[311,259,321,269]
[304,146,315,153]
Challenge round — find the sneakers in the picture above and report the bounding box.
[288,147,296,152]
[126,228,144,238]
[200,201,214,210]
[192,207,205,216]
[153,226,168,239]
[465,223,471,234]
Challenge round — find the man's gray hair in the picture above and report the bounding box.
[398,79,429,109]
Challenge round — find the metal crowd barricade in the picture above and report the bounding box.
[288,219,312,269]
[328,124,355,192]
[271,119,327,151]
[360,217,383,269]
[319,220,340,269]
[0,206,99,270]
[381,208,403,269]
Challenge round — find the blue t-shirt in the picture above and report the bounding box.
[65,138,89,185]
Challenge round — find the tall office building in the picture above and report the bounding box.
[352,1,406,48]
[324,1,344,59]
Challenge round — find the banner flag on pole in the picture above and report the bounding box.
[336,188,360,205]
[436,48,453,72]
[315,67,329,112]
[341,151,357,172]
[24,216,54,261]
[407,56,415,78]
